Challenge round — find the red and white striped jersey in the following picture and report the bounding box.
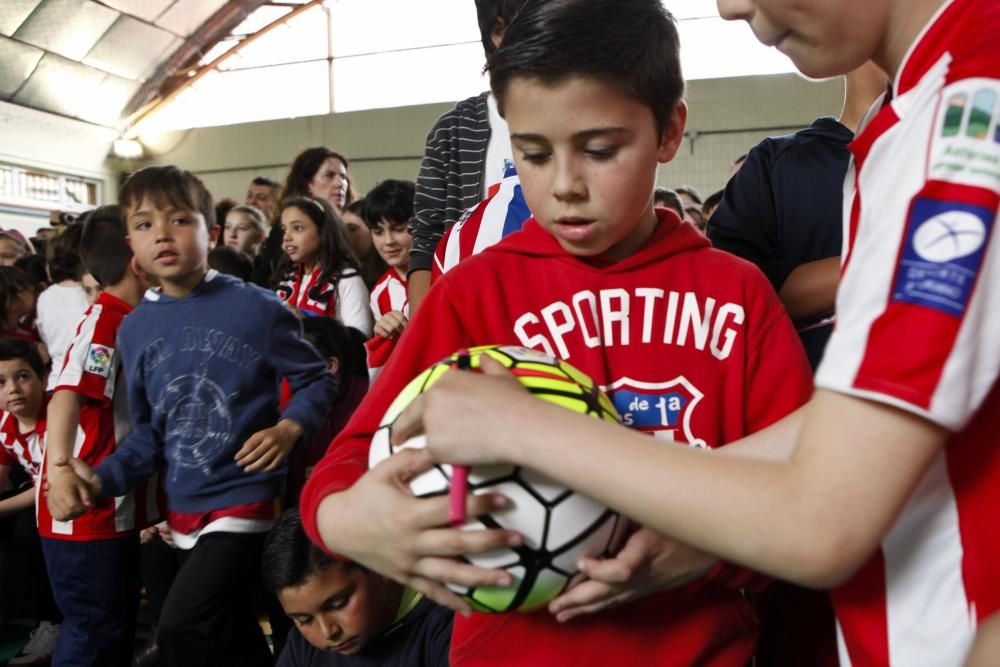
[432,160,531,280]
[40,292,161,540]
[814,1,1000,664]
[0,404,45,486]
[369,269,409,322]
[365,270,408,383]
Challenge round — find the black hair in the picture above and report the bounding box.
[675,185,703,205]
[702,189,724,217]
[78,206,131,287]
[214,198,237,232]
[278,197,361,301]
[302,317,367,382]
[119,165,215,232]
[46,222,84,283]
[282,147,352,206]
[15,255,48,290]
[362,179,415,230]
[475,0,531,57]
[252,176,280,189]
[261,508,342,593]
[0,266,34,329]
[208,246,253,282]
[733,153,748,167]
[653,188,685,218]
[0,336,45,380]
[344,198,367,221]
[487,0,683,135]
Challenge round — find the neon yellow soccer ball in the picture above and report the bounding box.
[368,345,625,613]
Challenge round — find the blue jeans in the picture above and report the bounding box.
[40,534,139,667]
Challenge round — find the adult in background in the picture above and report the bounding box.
[256,149,356,288]
[245,176,280,219]
[708,62,888,370]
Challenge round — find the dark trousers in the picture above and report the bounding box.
[0,503,61,623]
[157,531,272,667]
[40,534,140,667]
[140,535,181,627]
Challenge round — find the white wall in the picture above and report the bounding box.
[0,100,118,238]
[140,72,845,207]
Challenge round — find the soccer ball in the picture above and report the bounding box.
[369,344,625,613]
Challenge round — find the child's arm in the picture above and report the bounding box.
[373,311,408,340]
[45,389,94,520]
[236,299,337,473]
[549,293,813,620]
[394,363,945,588]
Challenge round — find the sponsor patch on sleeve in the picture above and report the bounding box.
[929,79,1000,191]
[84,344,114,378]
[891,197,994,317]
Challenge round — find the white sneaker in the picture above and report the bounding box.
[8,621,59,664]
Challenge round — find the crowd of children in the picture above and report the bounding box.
[1,0,998,665]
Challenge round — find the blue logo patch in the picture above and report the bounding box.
[606,376,707,448]
[892,197,994,317]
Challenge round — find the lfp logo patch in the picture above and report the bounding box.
[85,344,114,378]
[892,197,994,317]
[605,376,707,448]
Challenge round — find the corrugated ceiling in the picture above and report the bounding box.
[0,0,258,127]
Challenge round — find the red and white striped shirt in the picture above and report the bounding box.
[365,269,409,382]
[0,403,45,486]
[40,292,161,540]
[369,269,409,322]
[815,1,1000,664]
[432,160,531,280]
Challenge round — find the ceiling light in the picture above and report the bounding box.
[112,138,144,159]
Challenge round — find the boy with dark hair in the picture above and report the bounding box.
[263,509,452,666]
[363,179,415,380]
[407,0,530,312]
[0,337,61,665]
[43,205,160,666]
[386,0,1000,665]
[55,165,337,666]
[301,1,814,664]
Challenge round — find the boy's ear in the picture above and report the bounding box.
[327,357,340,375]
[490,17,506,49]
[657,101,688,164]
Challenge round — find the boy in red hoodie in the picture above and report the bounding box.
[301,1,813,664]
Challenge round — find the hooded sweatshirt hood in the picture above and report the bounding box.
[490,208,710,272]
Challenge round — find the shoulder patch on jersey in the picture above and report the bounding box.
[930,79,1000,191]
[892,196,994,317]
[85,343,114,378]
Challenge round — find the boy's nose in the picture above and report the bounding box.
[552,158,586,201]
[317,616,340,641]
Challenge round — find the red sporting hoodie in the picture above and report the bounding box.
[302,210,813,666]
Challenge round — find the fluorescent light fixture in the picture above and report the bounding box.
[112,138,144,159]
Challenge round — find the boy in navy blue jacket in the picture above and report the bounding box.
[63,165,336,667]
[263,509,452,667]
